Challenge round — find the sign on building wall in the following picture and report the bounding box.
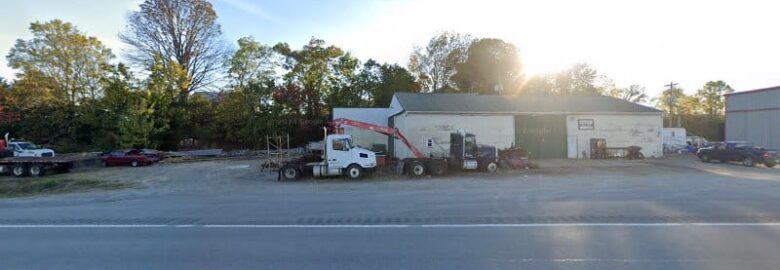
[578,119,595,130]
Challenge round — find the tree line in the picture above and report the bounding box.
[0,0,733,151]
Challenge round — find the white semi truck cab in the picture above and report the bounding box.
[280,134,377,180]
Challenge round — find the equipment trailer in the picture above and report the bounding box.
[0,156,81,177]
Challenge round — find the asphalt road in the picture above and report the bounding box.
[1,156,779,269]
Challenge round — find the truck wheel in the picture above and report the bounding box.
[408,161,425,177]
[28,164,44,177]
[12,164,28,177]
[430,162,447,176]
[743,157,755,167]
[485,161,498,173]
[766,162,776,168]
[346,164,363,179]
[131,160,139,167]
[699,154,711,163]
[281,166,300,181]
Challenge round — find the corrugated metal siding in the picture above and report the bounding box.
[726,110,780,149]
[726,89,780,149]
[727,89,780,111]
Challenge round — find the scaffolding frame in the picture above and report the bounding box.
[261,134,290,172]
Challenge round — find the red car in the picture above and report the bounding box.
[101,149,154,167]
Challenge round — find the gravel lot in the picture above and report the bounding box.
[2,154,776,201]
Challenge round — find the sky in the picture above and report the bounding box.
[1,0,780,97]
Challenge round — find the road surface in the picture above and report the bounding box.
[1,156,779,269]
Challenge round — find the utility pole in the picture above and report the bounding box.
[665,82,680,127]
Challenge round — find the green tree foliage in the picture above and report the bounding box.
[226,36,278,89]
[6,20,114,105]
[274,38,360,117]
[695,80,733,115]
[409,32,474,92]
[451,38,523,94]
[361,61,420,107]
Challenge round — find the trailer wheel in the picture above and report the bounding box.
[485,161,498,173]
[12,164,28,177]
[281,166,300,181]
[408,161,425,177]
[346,164,363,179]
[28,164,45,177]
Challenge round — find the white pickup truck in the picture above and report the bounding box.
[5,141,56,157]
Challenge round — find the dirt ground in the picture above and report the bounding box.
[1,154,776,199]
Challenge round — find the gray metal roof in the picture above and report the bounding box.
[393,92,661,114]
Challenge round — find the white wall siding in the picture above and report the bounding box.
[566,114,663,158]
[392,114,514,159]
[332,108,390,152]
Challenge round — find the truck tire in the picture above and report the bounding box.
[12,164,28,177]
[430,162,447,176]
[28,164,44,177]
[408,161,425,177]
[742,157,755,167]
[345,164,363,179]
[766,162,776,168]
[485,161,498,173]
[699,154,711,163]
[281,166,300,181]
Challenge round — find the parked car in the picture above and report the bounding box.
[100,149,154,167]
[135,148,162,163]
[696,141,779,168]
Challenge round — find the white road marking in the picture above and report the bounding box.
[2,222,780,228]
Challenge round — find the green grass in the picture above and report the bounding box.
[0,177,128,198]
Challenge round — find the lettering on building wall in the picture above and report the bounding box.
[578,119,595,130]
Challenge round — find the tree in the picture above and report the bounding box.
[655,86,694,127]
[553,63,599,95]
[608,84,648,103]
[451,38,523,94]
[521,63,601,95]
[695,80,733,115]
[358,60,420,107]
[121,0,226,94]
[226,36,278,89]
[373,64,420,107]
[273,38,347,117]
[7,19,114,105]
[408,32,474,92]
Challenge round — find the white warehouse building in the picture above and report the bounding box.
[334,92,663,159]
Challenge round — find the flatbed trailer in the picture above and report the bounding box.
[0,156,87,177]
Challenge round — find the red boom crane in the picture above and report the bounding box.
[330,118,425,159]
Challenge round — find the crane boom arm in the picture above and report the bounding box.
[331,118,425,159]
